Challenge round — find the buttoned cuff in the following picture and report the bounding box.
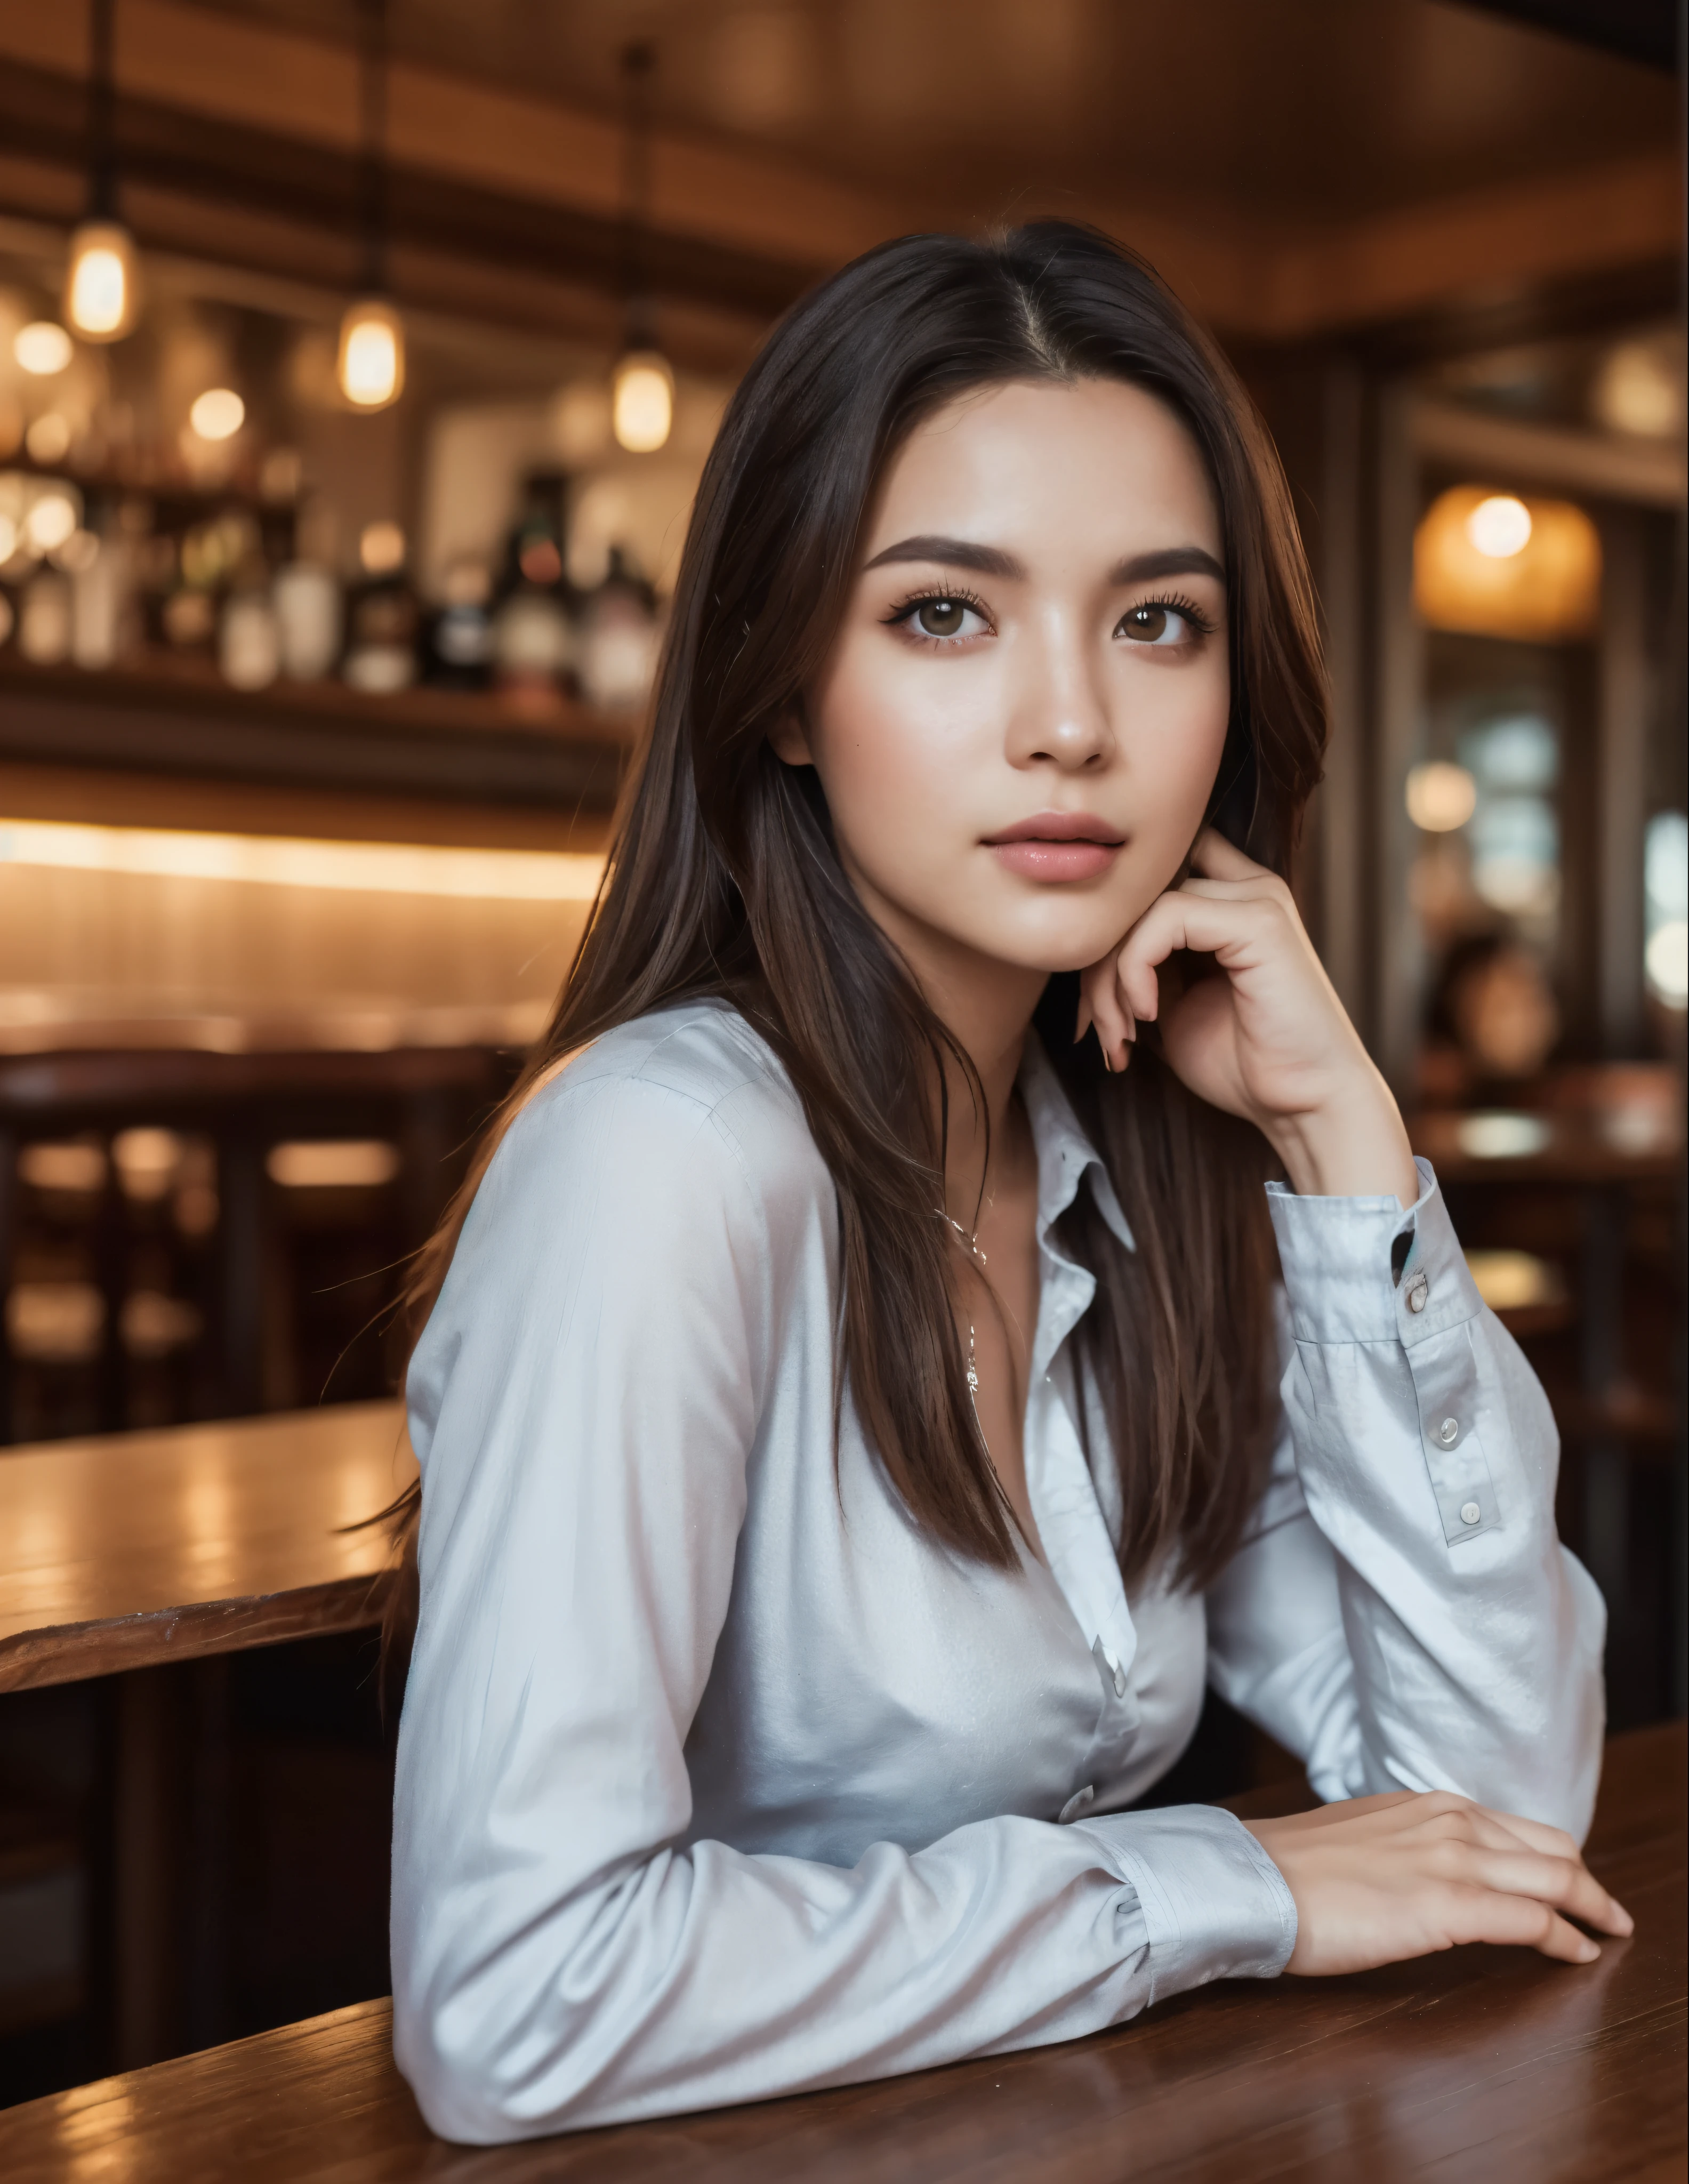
[1266,1159,1481,1349]
[1075,1805,1297,2002]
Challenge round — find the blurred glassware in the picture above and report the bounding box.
[492,587,571,714]
[273,562,343,679]
[162,585,215,648]
[425,556,493,689]
[577,545,658,711]
[221,587,282,690]
[343,562,419,692]
[1455,1112,1551,1160]
[70,529,137,670]
[25,412,73,465]
[18,568,72,663]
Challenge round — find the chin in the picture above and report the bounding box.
[981,921,1124,977]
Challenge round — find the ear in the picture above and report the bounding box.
[767,706,815,767]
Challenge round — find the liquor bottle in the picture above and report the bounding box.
[577,544,659,713]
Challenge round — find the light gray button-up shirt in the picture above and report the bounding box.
[392,1001,1605,2144]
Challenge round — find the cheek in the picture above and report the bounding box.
[808,643,986,845]
[1123,656,1232,833]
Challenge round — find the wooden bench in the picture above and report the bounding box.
[1,1721,1680,2183]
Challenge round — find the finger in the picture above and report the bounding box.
[1463,1804,1582,1863]
[1189,826,1273,885]
[1463,1848,1632,1937]
[1440,1885,1600,1965]
[1079,956,1135,1072]
[1113,889,1279,1019]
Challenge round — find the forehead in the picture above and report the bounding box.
[865,376,1221,553]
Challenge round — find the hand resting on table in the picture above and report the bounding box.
[1246,1789,1632,1974]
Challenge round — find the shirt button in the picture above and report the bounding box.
[1436,1417,1460,1447]
[1460,1500,1482,1525]
[1058,1785,1096,1824]
[1405,1274,1429,1313]
[1102,1647,1127,1699]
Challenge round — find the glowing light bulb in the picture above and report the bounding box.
[14,322,73,376]
[64,221,139,341]
[336,299,405,411]
[612,350,674,453]
[1405,761,1478,833]
[189,388,245,441]
[1466,495,1532,559]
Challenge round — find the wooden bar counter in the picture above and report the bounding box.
[1,1721,1680,2182]
[0,1401,413,1692]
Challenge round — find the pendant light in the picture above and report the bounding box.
[336,0,405,411]
[610,43,672,455]
[63,0,140,342]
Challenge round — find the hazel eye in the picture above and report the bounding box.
[916,598,969,637]
[1120,605,1176,644]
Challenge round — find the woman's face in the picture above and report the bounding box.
[775,376,1231,984]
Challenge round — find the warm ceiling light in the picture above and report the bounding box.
[1415,486,1599,644]
[23,492,79,553]
[359,519,406,574]
[189,387,245,441]
[14,321,73,376]
[612,350,674,453]
[1405,761,1477,833]
[337,299,405,410]
[1465,495,1532,559]
[64,221,138,341]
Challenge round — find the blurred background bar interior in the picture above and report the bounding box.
[0,0,1682,2118]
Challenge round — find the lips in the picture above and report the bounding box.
[984,811,1124,882]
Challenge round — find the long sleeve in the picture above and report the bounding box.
[1205,1160,1606,1840]
[391,1050,1294,2146]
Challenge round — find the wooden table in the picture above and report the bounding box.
[0,1401,415,1693]
[1,1721,1680,2183]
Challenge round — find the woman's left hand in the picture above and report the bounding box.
[1077,828,1420,1206]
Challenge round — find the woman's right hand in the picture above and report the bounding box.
[1245,1789,1632,1974]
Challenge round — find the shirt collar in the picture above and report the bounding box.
[1018,1033,1135,1255]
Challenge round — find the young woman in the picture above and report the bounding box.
[388,223,1619,2145]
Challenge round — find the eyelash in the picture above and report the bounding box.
[1123,591,1218,639]
[882,585,1220,643]
[883,584,994,639]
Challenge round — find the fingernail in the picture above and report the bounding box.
[1613,1903,1635,1935]
[1579,1939,1601,1963]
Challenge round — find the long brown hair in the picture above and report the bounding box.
[377,220,1327,1683]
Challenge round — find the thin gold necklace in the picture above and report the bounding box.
[944,1213,988,1411]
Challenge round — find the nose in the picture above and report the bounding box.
[1004,604,1114,774]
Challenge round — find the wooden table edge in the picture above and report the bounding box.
[0,1570,395,1693]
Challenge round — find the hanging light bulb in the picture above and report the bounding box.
[612,349,673,453]
[337,0,404,414]
[65,220,138,342]
[608,45,673,456]
[65,4,140,343]
[337,298,405,410]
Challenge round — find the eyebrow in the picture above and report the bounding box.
[861,535,1226,588]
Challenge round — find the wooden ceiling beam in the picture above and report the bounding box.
[0,0,1677,347]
